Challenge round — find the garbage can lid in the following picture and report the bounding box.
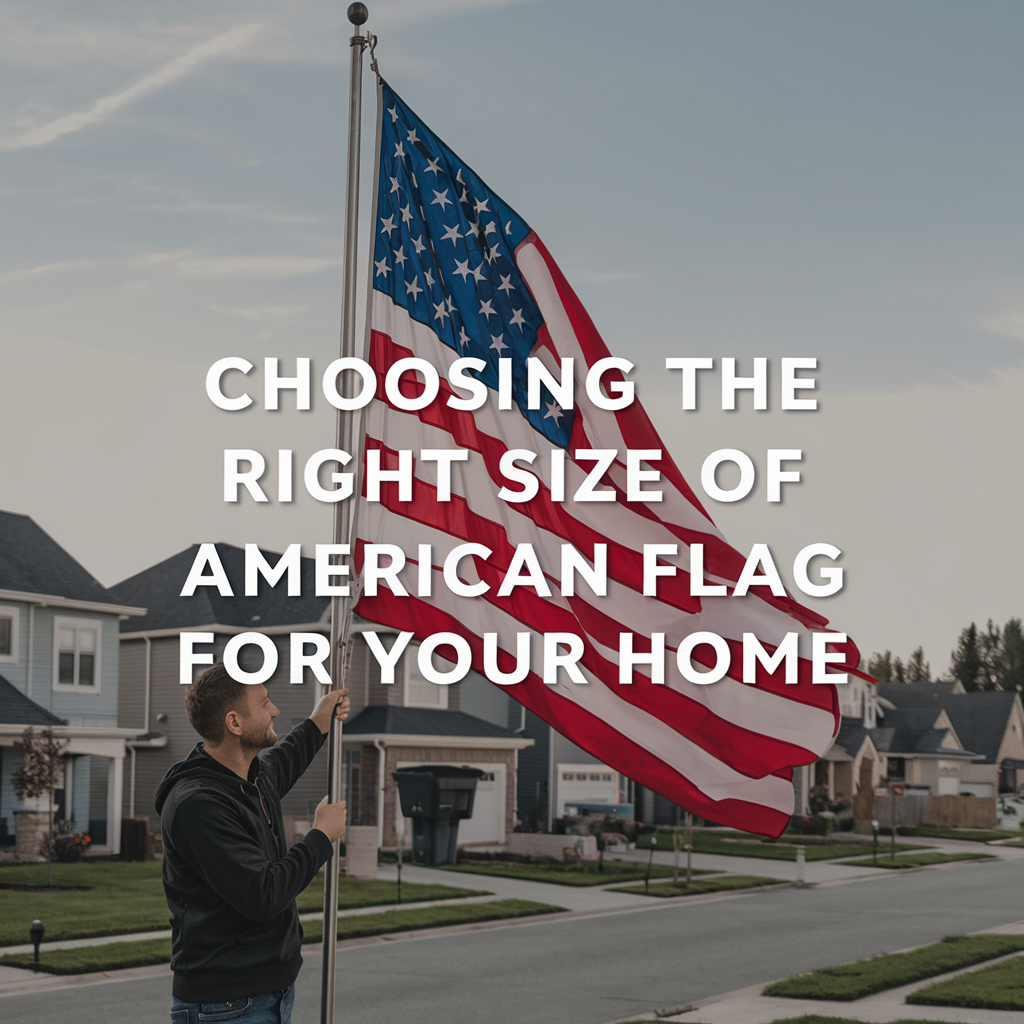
[393,764,486,779]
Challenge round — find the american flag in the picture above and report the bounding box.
[355,81,858,837]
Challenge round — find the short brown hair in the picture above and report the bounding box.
[184,663,248,743]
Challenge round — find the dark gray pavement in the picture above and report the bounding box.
[5,855,1024,1024]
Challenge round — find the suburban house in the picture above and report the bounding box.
[0,510,145,856]
[876,681,1024,797]
[108,542,536,849]
[801,674,1024,824]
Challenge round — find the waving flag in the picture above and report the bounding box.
[355,81,858,836]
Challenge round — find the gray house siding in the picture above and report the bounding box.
[0,600,30,693]
[24,607,122,725]
[118,639,147,732]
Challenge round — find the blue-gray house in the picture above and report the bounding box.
[0,510,145,855]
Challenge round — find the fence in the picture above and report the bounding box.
[873,794,996,829]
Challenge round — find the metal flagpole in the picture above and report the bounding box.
[320,5,372,1023]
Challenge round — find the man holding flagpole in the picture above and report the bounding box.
[156,665,350,1024]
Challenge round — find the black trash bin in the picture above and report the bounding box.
[392,765,486,866]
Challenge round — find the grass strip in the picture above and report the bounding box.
[767,1017,950,1024]
[0,937,173,975]
[0,899,565,974]
[0,860,478,946]
[607,874,784,897]
[907,952,1024,1010]
[323,898,564,942]
[897,825,1021,842]
[634,832,927,861]
[440,861,716,886]
[761,934,1024,1001]
[295,877,486,912]
[838,851,996,869]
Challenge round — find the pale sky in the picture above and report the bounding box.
[1,0,1022,677]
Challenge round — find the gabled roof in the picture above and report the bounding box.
[0,510,110,605]
[344,706,520,739]
[878,682,1020,764]
[939,692,1020,764]
[109,543,330,633]
[836,711,977,761]
[0,673,66,727]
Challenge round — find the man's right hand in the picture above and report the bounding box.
[313,796,347,843]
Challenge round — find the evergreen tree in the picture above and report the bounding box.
[950,623,983,692]
[906,647,930,682]
[979,619,1003,691]
[866,650,894,682]
[997,618,1024,692]
[893,657,906,684]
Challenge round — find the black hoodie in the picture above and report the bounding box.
[154,717,333,1002]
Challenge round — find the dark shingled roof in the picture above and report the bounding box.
[344,706,519,738]
[0,510,110,604]
[876,681,958,707]
[878,682,1020,764]
[0,673,66,726]
[836,711,977,761]
[109,543,330,632]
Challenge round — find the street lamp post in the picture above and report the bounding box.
[645,835,657,894]
[30,920,44,965]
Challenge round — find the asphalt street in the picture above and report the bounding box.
[6,855,1024,1024]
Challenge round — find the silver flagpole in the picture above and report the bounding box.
[321,5,371,1024]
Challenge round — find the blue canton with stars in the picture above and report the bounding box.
[373,82,573,448]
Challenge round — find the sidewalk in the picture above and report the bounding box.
[644,920,1024,1024]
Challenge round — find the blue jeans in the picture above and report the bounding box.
[170,986,294,1024]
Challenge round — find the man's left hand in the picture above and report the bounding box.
[311,689,350,735]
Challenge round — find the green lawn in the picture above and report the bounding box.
[762,935,1024,1001]
[0,898,565,974]
[0,861,482,946]
[896,825,1021,842]
[608,874,785,897]
[907,952,1024,1010]
[838,851,996,869]
[441,860,718,886]
[635,831,927,862]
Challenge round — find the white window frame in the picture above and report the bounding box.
[403,646,449,710]
[0,604,20,664]
[52,616,102,694]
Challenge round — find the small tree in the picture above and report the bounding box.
[998,619,1024,693]
[906,647,930,682]
[12,727,69,885]
[979,619,1003,691]
[950,623,983,692]
[866,650,894,682]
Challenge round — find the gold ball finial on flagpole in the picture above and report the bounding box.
[348,3,368,25]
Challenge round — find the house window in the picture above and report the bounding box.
[886,757,906,781]
[0,605,19,664]
[403,646,449,709]
[52,618,101,691]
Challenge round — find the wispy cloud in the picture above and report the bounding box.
[211,304,306,320]
[170,255,340,278]
[0,259,102,282]
[6,23,263,150]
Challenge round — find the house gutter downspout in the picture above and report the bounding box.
[129,746,137,818]
[143,637,152,733]
[373,739,387,850]
[26,604,34,698]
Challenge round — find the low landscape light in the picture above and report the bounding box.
[29,919,44,964]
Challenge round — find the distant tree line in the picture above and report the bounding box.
[864,618,1024,693]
